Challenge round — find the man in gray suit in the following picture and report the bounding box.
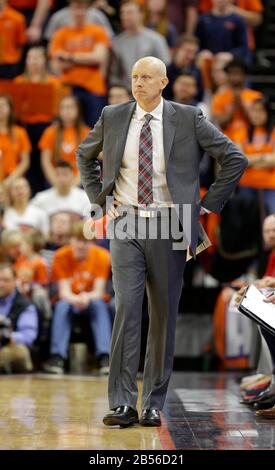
[77,56,247,427]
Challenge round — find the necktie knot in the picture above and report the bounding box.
[144,113,153,124]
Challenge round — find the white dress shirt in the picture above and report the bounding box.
[113,98,173,207]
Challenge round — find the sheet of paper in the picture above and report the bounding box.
[241,284,275,329]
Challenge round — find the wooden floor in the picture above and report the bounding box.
[1,372,275,450]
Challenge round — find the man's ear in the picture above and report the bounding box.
[161,77,169,90]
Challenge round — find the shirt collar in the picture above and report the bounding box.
[136,97,163,122]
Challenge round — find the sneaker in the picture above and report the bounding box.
[42,355,65,374]
[98,354,109,375]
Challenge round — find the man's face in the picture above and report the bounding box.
[69,2,88,25]
[10,178,30,202]
[263,217,275,249]
[108,87,130,105]
[176,43,198,67]
[70,237,90,260]
[120,3,142,30]
[5,240,22,261]
[173,76,197,102]
[228,68,246,88]
[132,61,167,104]
[55,168,74,190]
[51,213,72,236]
[0,268,16,298]
[212,0,228,9]
[26,49,46,73]
[59,97,79,124]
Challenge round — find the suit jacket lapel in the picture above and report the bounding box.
[114,100,136,178]
[163,99,177,167]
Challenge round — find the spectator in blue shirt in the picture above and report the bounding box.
[0,263,38,373]
[196,0,249,62]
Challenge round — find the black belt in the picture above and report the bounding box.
[116,206,172,218]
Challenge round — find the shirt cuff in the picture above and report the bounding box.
[201,206,211,214]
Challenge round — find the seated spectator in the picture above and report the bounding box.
[213,214,275,370]
[3,178,49,236]
[110,0,170,89]
[49,0,110,127]
[46,212,73,252]
[41,212,73,275]
[2,228,52,325]
[14,230,48,287]
[196,0,249,62]
[236,275,275,417]
[144,0,178,48]
[39,96,89,186]
[211,58,262,139]
[163,34,203,101]
[108,84,132,105]
[42,220,112,375]
[172,72,209,117]
[0,0,26,78]
[232,98,275,214]
[44,0,114,41]
[30,160,90,219]
[0,95,30,187]
[14,46,64,194]
[0,263,38,373]
[15,230,52,326]
[0,230,22,263]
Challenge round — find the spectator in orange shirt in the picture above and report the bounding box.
[9,0,51,43]
[39,95,89,186]
[2,227,52,325]
[232,98,275,214]
[0,95,30,187]
[49,0,110,127]
[14,230,48,286]
[42,220,112,375]
[14,46,64,194]
[0,0,26,78]
[211,58,262,139]
[14,46,62,122]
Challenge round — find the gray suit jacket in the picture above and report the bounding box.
[77,99,248,253]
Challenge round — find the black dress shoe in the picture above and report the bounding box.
[103,406,139,427]
[140,409,161,427]
[247,386,275,405]
[253,394,275,410]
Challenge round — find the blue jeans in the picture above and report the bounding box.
[50,299,112,359]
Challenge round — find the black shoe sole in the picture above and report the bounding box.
[139,419,161,427]
[103,416,139,427]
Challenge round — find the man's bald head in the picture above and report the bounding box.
[263,214,275,249]
[131,56,168,110]
[133,57,167,77]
